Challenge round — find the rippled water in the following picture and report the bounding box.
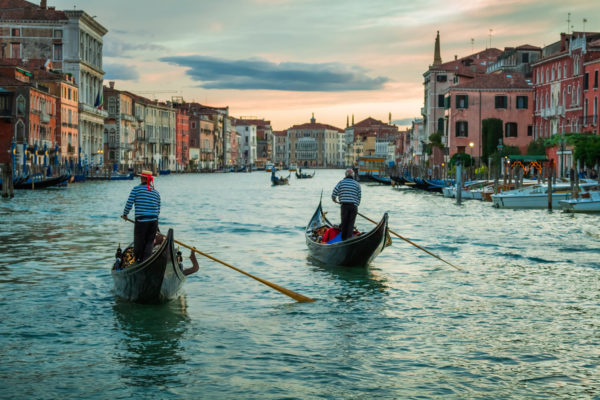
[1,170,599,399]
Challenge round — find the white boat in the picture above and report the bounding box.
[265,162,274,172]
[288,163,297,172]
[559,189,600,212]
[491,183,578,209]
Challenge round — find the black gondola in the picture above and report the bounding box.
[295,170,315,179]
[271,173,290,185]
[12,174,70,190]
[305,201,390,267]
[112,229,185,304]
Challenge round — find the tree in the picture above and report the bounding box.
[527,138,546,156]
[449,152,474,168]
[481,118,503,161]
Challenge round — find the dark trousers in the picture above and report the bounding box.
[340,203,358,240]
[134,219,158,262]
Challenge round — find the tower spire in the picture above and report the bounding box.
[433,31,442,66]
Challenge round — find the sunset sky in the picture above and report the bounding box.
[53,0,597,130]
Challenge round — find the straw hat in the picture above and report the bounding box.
[138,170,153,177]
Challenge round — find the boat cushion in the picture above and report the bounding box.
[327,232,342,244]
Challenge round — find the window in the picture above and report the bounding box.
[438,94,444,107]
[11,28,20,37]
[436,75,447,82]
[108,98,116,114]
[527,125,533,136]
[53,44,62,61]
[11,43,21,59]
[16,96,25,115]
[54,30,63,38]
[516,96,528,109]
[584,72,589,90]
[522,53,529,63]
[456,121,468,137]
[505,122,518,137]
[437,118,444,133]
[495,95,508,109]
[456,95,468,109]
[595,70,598,89]
[593,97,597,125]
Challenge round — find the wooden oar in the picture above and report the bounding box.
[357,212,464,272]
[123,217,315,302]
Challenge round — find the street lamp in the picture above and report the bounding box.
[496,139,503,187]
[469,142,474,179]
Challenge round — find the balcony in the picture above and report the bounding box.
[41,112,50,123]
[121,113,136,122]
[80,103,108,118]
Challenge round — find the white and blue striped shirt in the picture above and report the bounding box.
[332,177,361,206]
[123,184,161,222]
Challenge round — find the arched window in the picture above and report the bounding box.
[437,118,444,133]
[14,120,25,142]
[16,95,25,115]
[594,96,598,125]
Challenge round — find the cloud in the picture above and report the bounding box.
[392,118,415,126]
[104,40,166,58]
[103,63,140,81]
[159,55,389,92]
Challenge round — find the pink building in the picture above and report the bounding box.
[446,73,534,159]
[583,41,600,135]
[532,32,600,138]
[175,109,189,171]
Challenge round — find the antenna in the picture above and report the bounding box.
[471,38,474,53]
[567,12,571,34]
[488,29,493,49]
[583,18,587,34]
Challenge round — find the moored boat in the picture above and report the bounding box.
[12,173,70,189]
[490,182,596,209]
[305,201,390,267]
[559,190,600,212]
[112,229,185,304]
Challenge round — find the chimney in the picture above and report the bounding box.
[40,0,47,9]
[109,81,115,89]
[560,32,567,52]
[454,55,458,60]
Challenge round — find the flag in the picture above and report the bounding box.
[94,91,103,110]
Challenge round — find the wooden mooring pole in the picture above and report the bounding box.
[1,163,14,198]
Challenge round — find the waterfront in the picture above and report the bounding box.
[1,170,599,399]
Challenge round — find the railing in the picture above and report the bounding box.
[41,113,50,123]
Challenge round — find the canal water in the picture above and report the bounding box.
[0,170,599,399]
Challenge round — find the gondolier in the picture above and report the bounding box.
[121,170,161,262]
[332,168,361,240]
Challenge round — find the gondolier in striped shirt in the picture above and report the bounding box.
[332,168,361,241]
[121,170,161,262]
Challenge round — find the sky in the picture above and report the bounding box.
[52,0,598,130]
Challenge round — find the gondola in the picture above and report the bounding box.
[271,173,290,185]
[295,170,315,179]
[12,174,70,189]
[305,201,390,267]
[368,175,392,185]
[112,229,185,304]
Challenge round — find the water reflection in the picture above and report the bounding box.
[112,296,190,387]
[307,256,389,301]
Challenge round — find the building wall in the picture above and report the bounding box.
[447,89,534,157]
[583,57,600,135]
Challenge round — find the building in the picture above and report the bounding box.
[583,40,600,135]
[232,117,257,168]
[422,31,502,162]
[532,32,600,177]
[272,130,287,167]
[0,63,58,175]
[287,114,343,167]
[103,82,136,171]
[446,72,534,160]
[175,108,189,171]
[238,118,271,168]
[61,9,107,168]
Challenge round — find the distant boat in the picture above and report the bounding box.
[288,163,298,172]
[6,173,71,190]
[295,170,315,179]
[159,169,171,176]
[265,162,274,172]
[271,173,290,185]
[87,172,134,181]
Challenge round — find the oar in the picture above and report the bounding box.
[123,217,315,302]
[357,212,464,272]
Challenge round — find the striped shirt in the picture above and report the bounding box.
[123,184,161,222]
[332,177,361,206]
